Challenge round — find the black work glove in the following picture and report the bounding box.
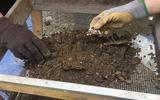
[0,17,50,64]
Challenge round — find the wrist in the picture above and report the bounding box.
[105,0,148,19]
[139,0,149,15]
[128,0,148,19]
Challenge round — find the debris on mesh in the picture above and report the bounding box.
[87,28,130,45]
[131,34,158,74]
[87,28,109,36]
[26,31,140,88]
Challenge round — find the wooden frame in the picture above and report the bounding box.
[5,0,32,25]
[0,0,160,99]
[0,75,160,100]
[31,10,43,39]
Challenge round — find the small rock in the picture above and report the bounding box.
[115,71,121,75]
[104,75,108,79]
[44,16,52,26]
[96,72,100,75]
[95,78,105,83]
[57,31,60,34]
[117,76,125,81]
[100,44,103,48]
[90,55,94,58]
[125,79,132,84]
[68,57,73,61]
[108,80,116,88]
[80,61,83,64]
[95,75,105,83]
[37,65,42,68]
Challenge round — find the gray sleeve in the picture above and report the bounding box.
[104,0,148,19]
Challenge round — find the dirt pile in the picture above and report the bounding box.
[26,31,140,87]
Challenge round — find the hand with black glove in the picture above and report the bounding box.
[0,17,50,64]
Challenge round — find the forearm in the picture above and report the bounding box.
[145,0,160,15]
[121,0,160,18]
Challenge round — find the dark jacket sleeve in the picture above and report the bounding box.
[0,18,13,59]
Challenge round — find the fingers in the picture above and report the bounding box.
[90,12,120,30]
[31,36,50,58]
[0,44,7,60]
[90,12,108,30]
[90,13,104,29]
[9,44,41,64]
[9,40,47,64]
[25,41,45,64]
[10,48,25,60]
[21,45,32,59]
[90,12,133,31]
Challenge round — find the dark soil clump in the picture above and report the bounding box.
[26,31,140,87]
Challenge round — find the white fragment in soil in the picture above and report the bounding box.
[148,16,154,21]
[115,71,121,75]
[104,75,108,79]
[44,16,53,26]
[131,34,158,75]
[87,28,102,36]
[80,61,83,64]
[96,72,100,75]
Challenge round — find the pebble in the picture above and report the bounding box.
[95,78,105,83]
[104,75,108,79]
[125,79,132,84]
[44,16,53,26]
[118,76,125,81]
[115,71,121,75]
[96,72,100,75]
[68,57,73,61]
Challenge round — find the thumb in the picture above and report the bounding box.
[90,12,109,30]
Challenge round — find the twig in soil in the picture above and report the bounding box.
[63,65,85,71]
[15,93,22,100]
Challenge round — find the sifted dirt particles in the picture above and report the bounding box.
[25,31,140,87]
